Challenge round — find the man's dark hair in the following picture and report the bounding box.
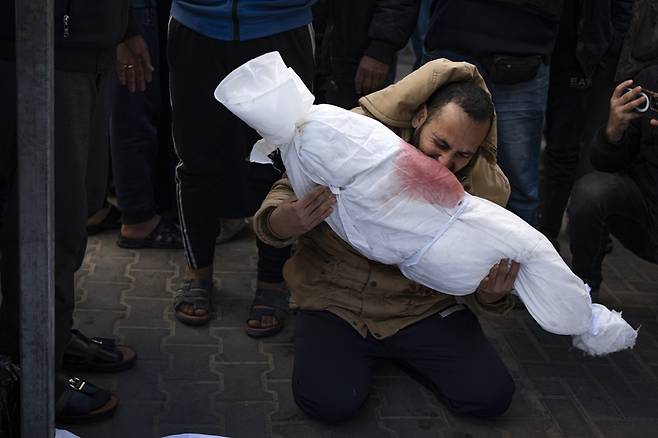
[426,81,494,123]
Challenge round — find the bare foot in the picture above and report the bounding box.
[178,265,213,317]
[246,281,286,329]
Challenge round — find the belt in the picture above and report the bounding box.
[438,303,466,318]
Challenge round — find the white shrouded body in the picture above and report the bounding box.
[215,51,637,356]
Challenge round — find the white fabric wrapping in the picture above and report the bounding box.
[215,52,637,356]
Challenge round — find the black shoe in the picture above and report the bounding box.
[55,376,119,425]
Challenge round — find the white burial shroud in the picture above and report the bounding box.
[214,51,638,356]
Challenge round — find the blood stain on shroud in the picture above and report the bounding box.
[395,141,465,208]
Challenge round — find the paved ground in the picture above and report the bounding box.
[64,50,658,438]
[63,225,658,438]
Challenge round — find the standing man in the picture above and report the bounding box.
[168,1,316,336]
[424,0,562,225]
[0,0,147,423]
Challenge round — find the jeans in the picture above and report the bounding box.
[568,172,658,292]
[111,5,162,225]
[424,50,550,224]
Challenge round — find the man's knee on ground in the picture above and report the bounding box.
[470,376,515,418]
[446,373,515,418]
[292,379,367,424]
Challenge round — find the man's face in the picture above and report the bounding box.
[411,102,490,173]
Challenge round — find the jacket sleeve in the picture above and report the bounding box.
[590,124,641,172]
[253,176,298,248]
[364,0,420,65]
[123,2,142,41]
[466,156,511,207]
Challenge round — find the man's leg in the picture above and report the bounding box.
[489,64,550,225]
[387,308,515,417]
[568,172,656,293]
[292,310,380,423]
[539,54,587,249]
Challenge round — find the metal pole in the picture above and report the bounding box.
[15,0,55,436]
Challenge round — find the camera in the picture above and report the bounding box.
[623,87,658,118]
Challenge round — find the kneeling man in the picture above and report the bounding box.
[254,61,518,422]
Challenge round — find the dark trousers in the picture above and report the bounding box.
[0,60,112,391]
[292,309,515,423]
[568,172,658,291]
[539,54,618,248]
[111,5,164,225]
[167,19,314,278]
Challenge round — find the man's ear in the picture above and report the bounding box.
[411,104,428,129]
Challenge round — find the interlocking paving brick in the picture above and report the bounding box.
[543,398,597,437]
[69,207,658,438]
[217,401,275,437]
[164,344,221,381]
[502,330,546,362]
[115,360,168,402]
[594,419,658,438]
[160,381,221,425]
[215,363,273,402]
[86,261,134,283]
[522,362,587,379]
[263,344,295,380]
[120,297,172,329]
[214,329,269,362]
[382,418,447,437]
[531,379,568,397]
[130,251,178,271]
[73,309,125,336]
[586,363,637,399]
[125,269,174,298]
[566,379,621,418]
[212,298,252,327]
[166,320,223,345]
[268,381,309,423]
[76,281,130,311]
[115,327,170,361]
[215,273,256,299]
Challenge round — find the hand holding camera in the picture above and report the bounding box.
[606,80,645,143]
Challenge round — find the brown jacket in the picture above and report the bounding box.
[254,59,513,339]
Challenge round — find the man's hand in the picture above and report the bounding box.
[354,55,390,96]
[605,80,645,143]
[116,35,154,93]
[268,186,336,239]
[476,258,520,304]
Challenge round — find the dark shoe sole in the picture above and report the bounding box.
[56,393,119,425]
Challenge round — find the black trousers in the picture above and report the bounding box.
[568,172,658,292]
[0,60,112,388]
[167,19,314,279]
[539,50,618,248]
[292,309,515,423]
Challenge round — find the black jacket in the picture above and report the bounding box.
[0,0,138,72]
[425,0,560,64]
[591,65,658,215]
[327,0,419,66]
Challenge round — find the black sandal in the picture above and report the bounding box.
[117,217,183,249]
[55,376,119,425]
[245,288,290,338]
[174,279,213,326]
[62,330,137,373]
